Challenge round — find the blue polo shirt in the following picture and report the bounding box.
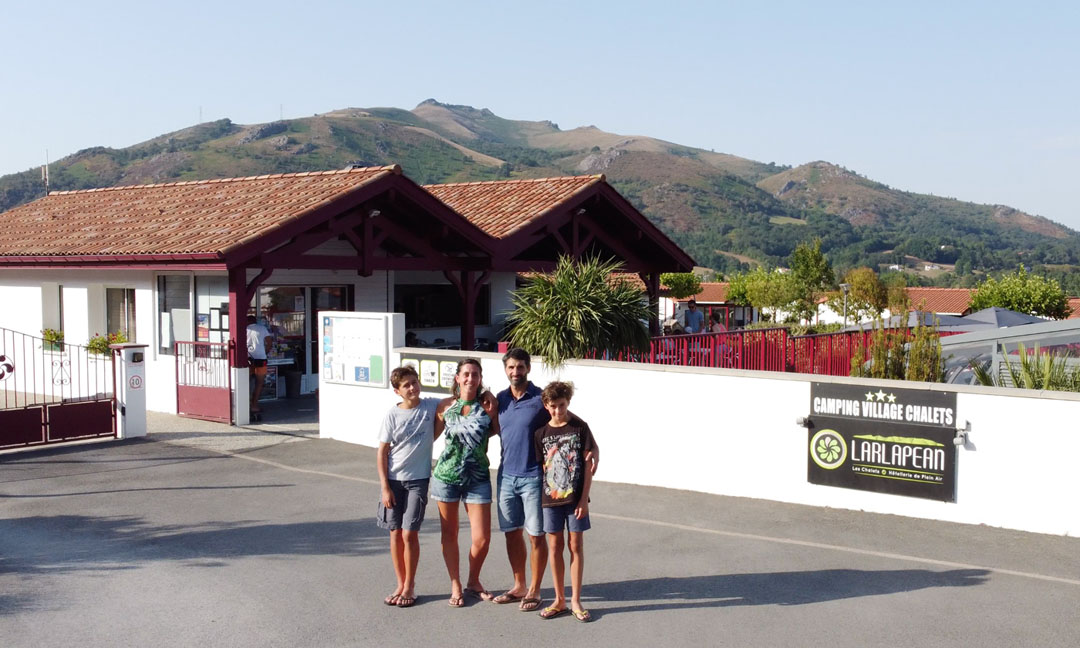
[496,383,549,478]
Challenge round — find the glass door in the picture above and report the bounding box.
[308,287,349,376]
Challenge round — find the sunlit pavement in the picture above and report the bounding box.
[2,414,1078,647]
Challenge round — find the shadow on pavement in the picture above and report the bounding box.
[585,568,990,617]
[1,514,389,581]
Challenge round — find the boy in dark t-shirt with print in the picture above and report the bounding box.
[533,381,596,622]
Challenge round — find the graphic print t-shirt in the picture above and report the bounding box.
[533,415,595,508]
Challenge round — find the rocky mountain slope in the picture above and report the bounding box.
[2,99,1077,278]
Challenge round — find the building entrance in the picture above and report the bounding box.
[251,285,351,401]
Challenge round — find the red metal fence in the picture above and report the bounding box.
[615,327,950,377]
[600,328,884,376]
[0,327,116,449]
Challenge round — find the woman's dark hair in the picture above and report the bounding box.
[452,358,484,399]
[711,310,721,323]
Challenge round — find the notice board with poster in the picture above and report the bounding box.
[319,313,389,388]
[807,383,959,502]
[399,351,470,395]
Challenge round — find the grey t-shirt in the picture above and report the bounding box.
[378,397,439,480]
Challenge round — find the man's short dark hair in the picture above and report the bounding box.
[502,347,531,368]
[688,299,697,306]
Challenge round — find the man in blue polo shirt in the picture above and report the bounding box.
[491,348,599,611]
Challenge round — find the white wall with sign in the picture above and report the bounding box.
[317,312,1080,537]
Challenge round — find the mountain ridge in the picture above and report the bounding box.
[1,99,1077,282]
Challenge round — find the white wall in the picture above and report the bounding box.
[320,320,1080,537]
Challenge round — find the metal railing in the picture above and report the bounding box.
[175,340,233,389]
[0,327,115,411]
[601,327,946,377]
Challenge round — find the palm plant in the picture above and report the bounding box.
[505,255,652,369]
[971,343,1080,391]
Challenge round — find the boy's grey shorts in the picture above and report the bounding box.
[376,478,429,531]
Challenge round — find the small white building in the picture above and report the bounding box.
[0,166,692,425]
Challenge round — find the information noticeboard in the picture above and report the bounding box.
[320,313,389,388]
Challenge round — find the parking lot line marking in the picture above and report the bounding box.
[595,513,1080,587]
[200,443,1080,588]
[206,447,380,485]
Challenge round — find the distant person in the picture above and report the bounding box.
[684,299,705,334]
[534,381,597,622]
[246,315,271,413]
[710,310,726,333]
[433,358,500,607]
[376,366,440,608]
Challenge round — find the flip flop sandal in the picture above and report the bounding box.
[493,591,523,604]
[539,606,569,620]
[447,595,465,608]
[464,587,494,602]
[572,609,592,623]
[383,594,400,606]
[519,598,542,612]
[396,595,416,608]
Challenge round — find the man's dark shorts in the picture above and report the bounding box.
[249,358,267,368]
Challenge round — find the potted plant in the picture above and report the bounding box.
[41,328,64,352]
[86,331,129,355]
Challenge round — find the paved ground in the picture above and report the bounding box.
[2,411,1079,647]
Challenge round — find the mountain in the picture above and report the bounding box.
[3,99,1079,284]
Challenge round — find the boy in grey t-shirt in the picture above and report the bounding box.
[377,366,439,608]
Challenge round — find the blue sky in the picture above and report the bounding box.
[4,1,1079,228]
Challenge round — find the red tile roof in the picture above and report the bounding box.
[675,282,730,304]
[0,166,399,258]
[1068,297,1080,319]
[904,287,974,315]
[425,175,604,239]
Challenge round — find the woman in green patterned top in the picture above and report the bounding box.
[432,358,500,607]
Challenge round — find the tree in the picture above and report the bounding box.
[789,239,835,324]
[826,267,886,323]
[725,271,752,306]
[660,272,702,299]
[885,273,909,315]
[505,256,652,369]
[790,238,835,293]
[968,265,1070,319]
[744,267,802,323]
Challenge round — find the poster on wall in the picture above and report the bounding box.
[320,314,389,388]
[400,352,471,395]
[807,383,959,502]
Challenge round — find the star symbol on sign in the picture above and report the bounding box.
[876,390,887,401]
[865,391,875,401]
[888,393,897,403]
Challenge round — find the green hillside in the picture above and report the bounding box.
[3,100,1079,287]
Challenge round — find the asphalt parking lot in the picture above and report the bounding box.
[2,415,1079,647]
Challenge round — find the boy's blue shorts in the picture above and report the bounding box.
[542,502,591,534]
[376,478,429,531]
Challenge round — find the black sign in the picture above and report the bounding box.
[807,383,959,502]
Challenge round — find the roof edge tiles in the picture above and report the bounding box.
[47,164,402,196]
[423,174,604,189]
